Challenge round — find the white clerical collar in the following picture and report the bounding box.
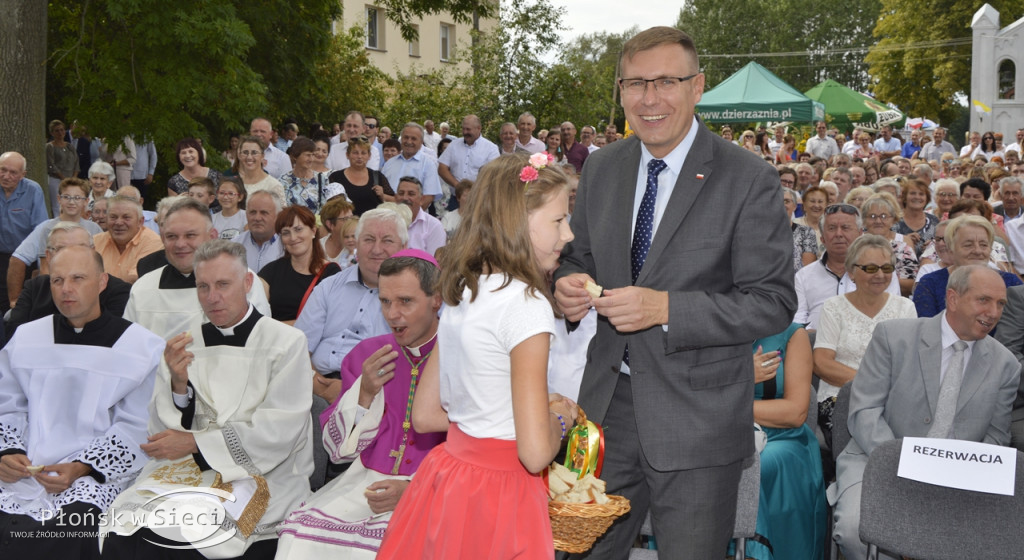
[405,332,438,357]
[215,304,254,335]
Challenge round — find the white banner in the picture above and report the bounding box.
[897,437,1017,496]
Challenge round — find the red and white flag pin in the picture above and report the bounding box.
[696,173,705,180]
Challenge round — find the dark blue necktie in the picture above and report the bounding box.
[625,158,666,368]
[631,158,666,284]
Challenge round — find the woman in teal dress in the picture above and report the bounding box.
[730,323,827,559]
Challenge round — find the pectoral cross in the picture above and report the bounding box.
[389,441,407,475]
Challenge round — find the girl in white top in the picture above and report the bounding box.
[378,153,578,559]
[211,178,247,240]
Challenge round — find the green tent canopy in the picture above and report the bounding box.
[803,79,905,130]
[696,62,825,123]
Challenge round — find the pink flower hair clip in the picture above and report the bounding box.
[520,152,554,186]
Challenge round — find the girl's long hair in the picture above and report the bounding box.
[440,154,568,310]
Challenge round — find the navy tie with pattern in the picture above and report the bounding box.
[631,158,667,284]
[625,158,666,367]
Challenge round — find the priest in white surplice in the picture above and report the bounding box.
[102,240,313,559]
[0,246,164,560]
[123,198,270,340]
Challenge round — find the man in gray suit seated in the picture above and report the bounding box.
[833,265,1021,559]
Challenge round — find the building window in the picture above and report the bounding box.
[440,23,454,62]
[366,6,383,50]
[999,59,1015,100]
[408,24,420,57]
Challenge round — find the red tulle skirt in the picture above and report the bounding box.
[376,423,554,559]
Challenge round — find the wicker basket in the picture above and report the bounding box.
[548,405,631,553]
[550,494,631,553]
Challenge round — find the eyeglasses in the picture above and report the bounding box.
[59,195,87,202]
[866,213,891,221]
[240,150,262,157]
[936,192,959,198]
[780,179,795,187]
[218,192,239,198]
[618,74,698,96]
[824,203,859,216]
[852,263,895,274]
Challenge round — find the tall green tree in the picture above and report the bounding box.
[866,0,1024,125]
[676,0,880,93]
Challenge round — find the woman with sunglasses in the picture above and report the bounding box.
[861,193,919,296]
[813,234,916,444]
[971,131,1003,162]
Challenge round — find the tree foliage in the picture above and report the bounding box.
[866,0,1024,125]
[676,0,880,94]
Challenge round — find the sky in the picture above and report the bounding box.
[552,0,681,39]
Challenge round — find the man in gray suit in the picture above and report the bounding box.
[833,265,1020,560]
[553,27,796,558]
[991,283,1024,451]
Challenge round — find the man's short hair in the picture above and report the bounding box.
[398,176,423,192]
[960,178,992,200]
[947,264,991,296]
[345,110,365,124]
[47,221,94,248]
[164,197,213,226]
[402,122,425,137]
[356,207,410,246]
[778,167,797,181]
[517,112,536,125]
[108,195,144,219]
[619,26,698,75]
[379,255,440,296]
[188,176,216,196]
[194,239,248,273]
[999,176,1023,191]
[59,177,89,194]
[248,185,285,211]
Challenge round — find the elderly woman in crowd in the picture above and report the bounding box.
[913,214,1022,317]
[318,196,356,265]
[258,205,341,324]
[282,136,331,214]
[813,234,916,443]
[853,131,875,160]
[947,198,1014,271]
[795,185,828,250]
[861,193,918,296]
[86,160,116,213]
[917,220,950,280]
[327,136,394,216]
[820,181,839,205]
[873,177,900,199]
[932,178,960,217]
[234,135,284,195]
[844,186,873,210]
[46,119,79,214]
[167,137,221,197]
[863,161,879,185]
[731,323,826,560]
[896,178,939,256]
[783,188,818,271]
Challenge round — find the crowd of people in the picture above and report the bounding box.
[0,23,1022,560]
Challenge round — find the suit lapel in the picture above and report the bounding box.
[607,139,642,288]
[919,316,943,415]
[637,125,714,286]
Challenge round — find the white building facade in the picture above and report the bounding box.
[971,4,1023,142]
